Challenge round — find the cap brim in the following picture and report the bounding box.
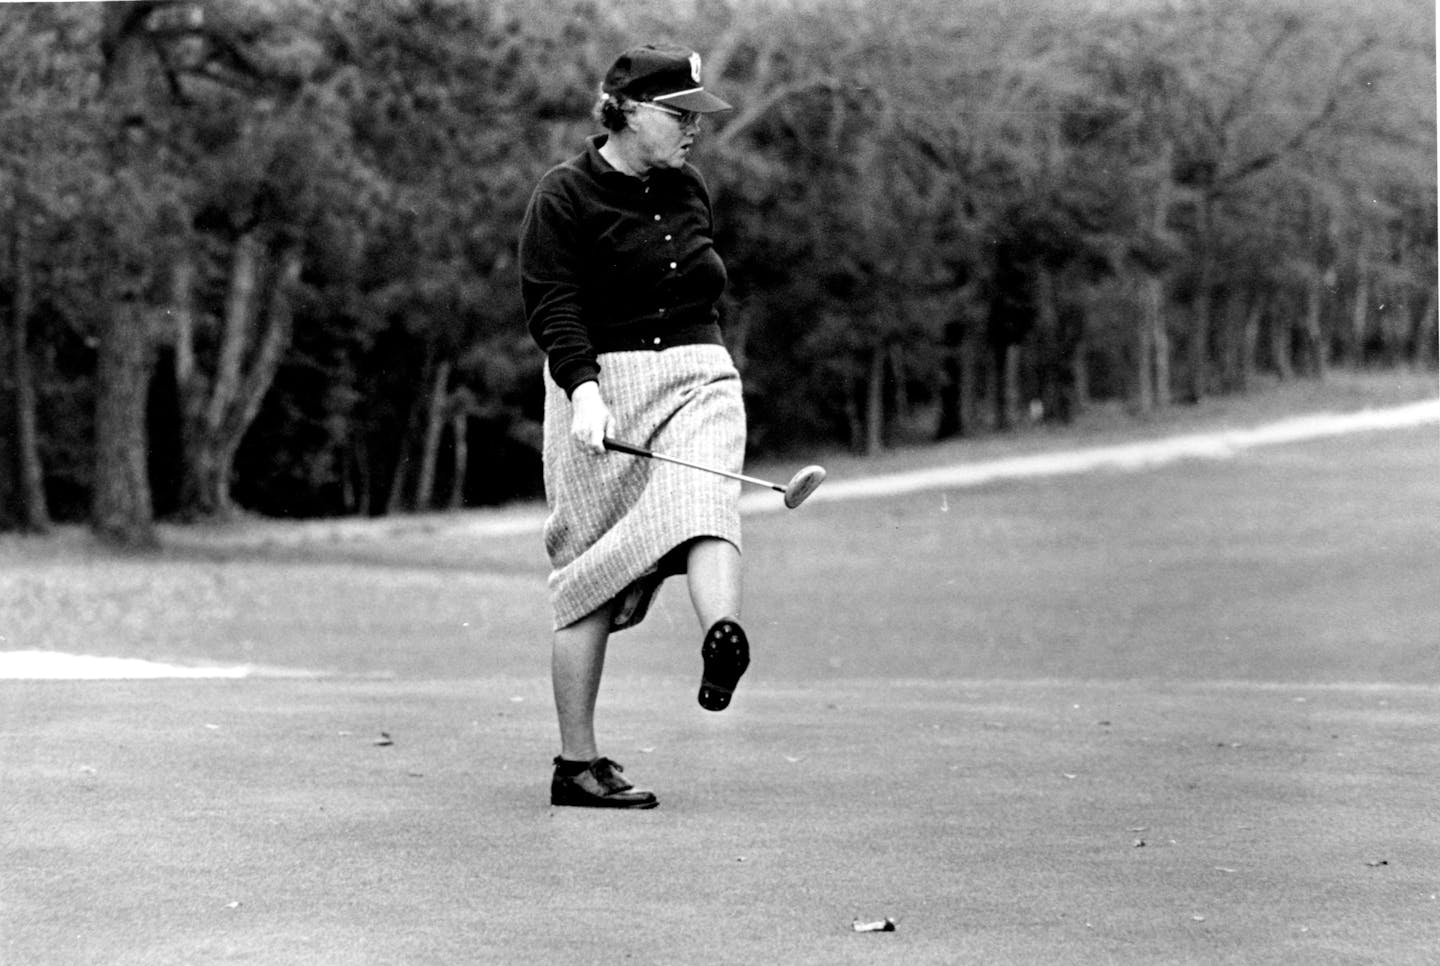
[652,88,732,113]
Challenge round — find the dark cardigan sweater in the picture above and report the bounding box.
[518,135,727,397]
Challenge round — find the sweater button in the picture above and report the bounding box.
[653,337,662,346]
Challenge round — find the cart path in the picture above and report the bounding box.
[745,397,1439,513]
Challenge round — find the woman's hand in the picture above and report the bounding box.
[569,381,613,454]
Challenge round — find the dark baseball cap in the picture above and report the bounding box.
[602,44,732,113]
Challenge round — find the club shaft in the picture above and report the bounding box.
[604,437,784,493]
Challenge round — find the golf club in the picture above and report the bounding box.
[603,437,827,509]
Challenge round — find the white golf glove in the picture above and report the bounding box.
[569,380,613,455]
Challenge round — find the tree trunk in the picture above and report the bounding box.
[960,338,980,437]
[1033,265,1059,420]
[1136,275,1170,413]
[207,233,262,434]
[175,236,301,518]
[843,378,864,455]
[93,299,158,548]
[8,183,50,531]
[1269,300,1294,380]
[172,248,208,514]
[386,353,429,514]
[1185,200,1213,404]
[177,231,255,518]
[1071,337,1089,414]
[1152,281,1171,408]
[1238,294,1265,391]
[1410,285,1438,370]
[935,321,969,440]
[1214,289,1252,392]
[1350,228,1372,367]
[1134,280,1154,414]
[1137,155,1173,412]
[348,433,372,516]
[1302,266,1329,381]
[91,2,166,547]
[220,243,301,495]
[864,339,885,456]
[993,341,1019,431]
[1062,293,1089,421]
[935,346,962,440]
[0,285,17,530]
[414,358,452,511]
[888,343,909,434]
[447,407,469,510]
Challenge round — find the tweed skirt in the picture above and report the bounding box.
[542,344,746,632]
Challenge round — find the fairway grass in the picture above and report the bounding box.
[3,373,1438,964]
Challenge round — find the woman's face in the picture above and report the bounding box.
[626,102,702,172]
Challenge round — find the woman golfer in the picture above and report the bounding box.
[519,44,749,809]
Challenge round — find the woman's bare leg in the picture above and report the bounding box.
[685,537,742,630]
[686,537,749,711]
[552,605,613,762]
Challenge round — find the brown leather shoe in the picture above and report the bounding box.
[550,757,658,809]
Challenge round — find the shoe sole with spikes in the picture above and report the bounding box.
[698,619,749,712]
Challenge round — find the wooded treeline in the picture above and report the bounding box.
[1,0,1434,544]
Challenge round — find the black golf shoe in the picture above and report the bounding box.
[698,618,750,712]
[550,756,658,809]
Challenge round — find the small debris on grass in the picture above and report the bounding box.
[1191,915,1206,923]
[373,732,394,747]
[204,724,220,731]
[1214,867,1237,873]
[225,901,242,910]
[1133,839,1146,848]
[510,696,525,703]
[784,755,803,763]
[638,746,655,754]
[852,918,896,933]
[1062,773,1078,780]
[1365,859,1389,867]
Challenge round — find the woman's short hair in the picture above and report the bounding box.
[594,91,630,132]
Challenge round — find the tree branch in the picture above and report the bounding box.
[714,76,841,149]
[1216,36,1378,192]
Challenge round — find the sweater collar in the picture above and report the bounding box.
[584,134,683,187]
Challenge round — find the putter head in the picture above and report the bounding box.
[782,465,827,509]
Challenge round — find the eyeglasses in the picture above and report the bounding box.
[636,101,703,129]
